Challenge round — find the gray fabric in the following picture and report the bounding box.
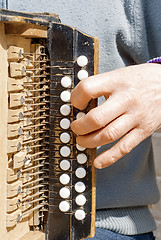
[96,206,156,235]
[9,0,161,235]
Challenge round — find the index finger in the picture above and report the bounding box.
[70,69,121,110]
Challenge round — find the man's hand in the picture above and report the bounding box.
[70,63,161,169]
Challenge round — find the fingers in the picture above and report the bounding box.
[71,92,133,135]
[70,70,122,110]
[94,127,147,169]
[76,113,136,148]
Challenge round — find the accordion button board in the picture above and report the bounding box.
[0,9,99,240]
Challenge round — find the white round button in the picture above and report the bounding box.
[60,104,71,116]
[60,146,71,157]
[75,209,86,220]
[76,112,85,119]
[59,201,70,212]
[59,173,70,185]
[77,70,88,80]
[76,144,86,151]
[75,182,86,193]
[77,154,87,164]
[60,91,71,102]
[60,132,71,143]
[77,55,88,67]
[61,76,72,88]
[75,168,86,179]
[60,118,70,129]
[60,160,70,171]
[75,195,87,206]
[59,187,70,199]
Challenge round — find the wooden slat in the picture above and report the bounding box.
[5,23,47,38]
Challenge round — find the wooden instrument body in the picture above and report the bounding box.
[0,9,98,240]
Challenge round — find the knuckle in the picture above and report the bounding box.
[115,68,137,106]
[117,68,128,86]
[89,109,104,128]
[119,142,132,156]
[109,153,118,164]
[137,125,153,139]
[124,90,137,108]
[105,126,119,142]
[143,123,154,136]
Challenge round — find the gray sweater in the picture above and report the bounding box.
[9,0,161,235]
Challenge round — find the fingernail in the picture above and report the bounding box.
[95,161,102,169]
